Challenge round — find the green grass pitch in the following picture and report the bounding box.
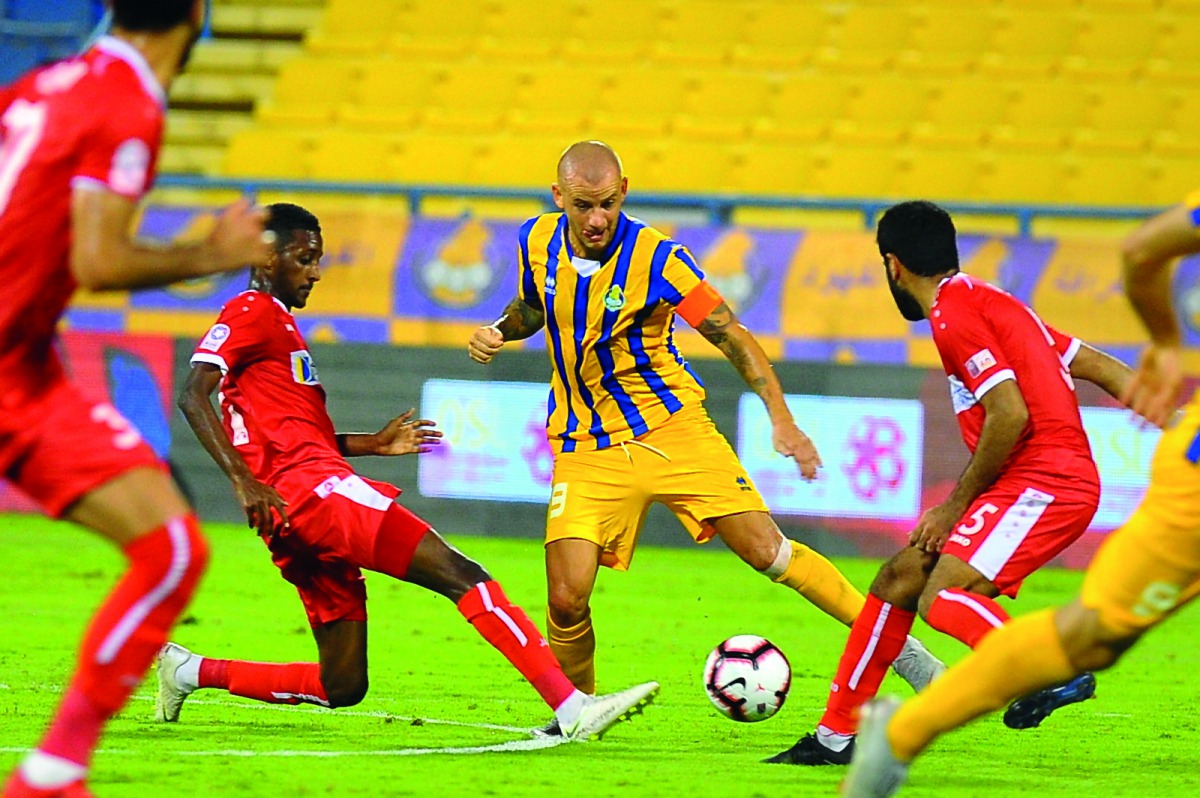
[2,513,1199,797]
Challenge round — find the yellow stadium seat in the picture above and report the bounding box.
[1063,154,1154,206]
[338,60,442,131]
[976,151,1071,204]
[640,140,738,194]
[897,7,998,75]
[816,5,915,72]
[979,10,1081,77]
[731,3,830,69]
[753,75,853,143]
[1063,12,1159,79]
[809,145,904,199]
[895,148,985,202]
[650,2,745,67]
[223,129,311,179]
[992,83,1090,151]
[732,143,819,196]
[911,79,1014,148]
[591,69,692,137]
[307,0,402,55]
[393,135,484,186]
[257,57,361,126]
[676,73,774,141]
[1074,85,1170,154]
[424,65,529,134]
[829,79,935,145]
[307,131,400,182]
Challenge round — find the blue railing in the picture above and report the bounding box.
[156,174,1163,238]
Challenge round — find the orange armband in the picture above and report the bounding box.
[676,281,724,328]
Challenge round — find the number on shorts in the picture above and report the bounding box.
[91,403,142,451]
[957,503,999,536]
[549,483,568,520]
[0,100,47,217]
[1132,581,1181,619]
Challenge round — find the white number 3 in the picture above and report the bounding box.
[957,503,999,536]
[91,403,142,451]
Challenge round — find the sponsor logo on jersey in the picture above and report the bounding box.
[291,349,320,385]
[603,285,626,311]
[109,138,150,196]
[199,323,230,352]
[965,348,997,379]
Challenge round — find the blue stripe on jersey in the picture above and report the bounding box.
[594,218,648,438]
[518,216,539,308]
[628,240,683,414]
[543,217,579,451]
[570,272,608,449]
[1185,427,1200,464]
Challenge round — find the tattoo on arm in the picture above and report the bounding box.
[494,296,545,341]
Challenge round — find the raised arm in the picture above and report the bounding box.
[696,301,821,479]
[71,189,272,291]
[177,363,288,537]
[468,295,545,364]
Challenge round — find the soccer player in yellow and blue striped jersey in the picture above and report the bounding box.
[469,141,943,701]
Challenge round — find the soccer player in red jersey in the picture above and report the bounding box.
[768,201,1134,765]
[162,203,657,740]
[0,2,275,796]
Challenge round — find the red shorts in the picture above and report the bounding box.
[941,481,1098,597]
[267,473,431,628]
[0,379,162,517]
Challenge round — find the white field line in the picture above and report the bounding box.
[131,694,534,733]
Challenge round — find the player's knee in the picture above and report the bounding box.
[324,674,369,708]
[547,586,589,627]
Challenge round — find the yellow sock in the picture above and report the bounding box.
[547,610,596,695]
[773,541,865,626]
[888,609,1075,761]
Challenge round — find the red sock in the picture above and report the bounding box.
[457,581,577,710]
[925,588,1011,649]
[199,658,328,706]
[39,516,208,771]
[819,595,915,736]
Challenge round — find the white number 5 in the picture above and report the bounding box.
[0,99,48,217]
[957,502,999,536]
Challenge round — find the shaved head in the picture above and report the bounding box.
[557,141,623,186]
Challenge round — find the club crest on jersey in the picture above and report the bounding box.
[290,350,320,385]
[544,275,557,296]
[199,324,230,352]
[604,285,626,311]
[965,348,997,379]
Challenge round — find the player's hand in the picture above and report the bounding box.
[468,325,505,364]
[909,502,960,553]
[233,476,289,539]
[1123,344,1184,428]
[774,422,822,481]
[207,198,273,273]
[373,409,442,455]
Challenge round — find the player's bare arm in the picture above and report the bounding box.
[468,295,545,364]
[71,190,273,291]
[911,379,1029,553]
[336,409,442,457]
[1120,203,1200,426]
[697,301,822,480]
[178,362,289,537]
[1068,343,1135,404]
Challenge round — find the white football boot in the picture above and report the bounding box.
[154,642,198,722]
[561,681,659,742]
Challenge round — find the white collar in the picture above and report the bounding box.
[95,36,166,107]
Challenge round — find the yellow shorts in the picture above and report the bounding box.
[545,403,769,570]
[1081,396,1200,636]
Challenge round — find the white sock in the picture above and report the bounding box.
[175,654,202,691]
[20,751,86,789]
[816,724,855,752]
[553,689,589,726]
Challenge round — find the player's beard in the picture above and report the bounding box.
[886,268,926,321]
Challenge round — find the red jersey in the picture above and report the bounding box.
[931,273,1098,496]
[0,37,163,407]
[190,291,356,499]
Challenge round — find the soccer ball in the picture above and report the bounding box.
[703,635,791,722]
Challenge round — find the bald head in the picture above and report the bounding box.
[557,141,623,186]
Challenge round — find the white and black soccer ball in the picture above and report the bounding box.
[703,634,791,722]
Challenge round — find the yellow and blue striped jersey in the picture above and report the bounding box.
[518,212,710,454]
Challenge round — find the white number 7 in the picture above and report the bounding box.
[957,502,999,536]
[0,100,48,217]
